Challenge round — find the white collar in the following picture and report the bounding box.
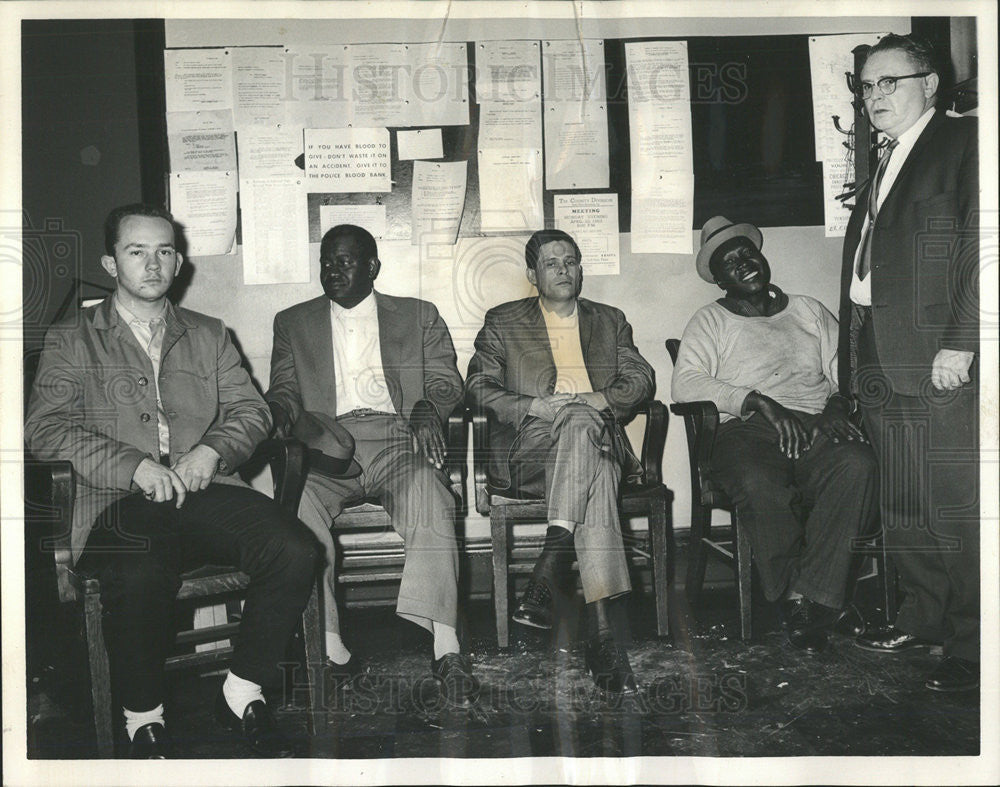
[331,289,378,320]
[891,106,936,152]
[538,298,578,321]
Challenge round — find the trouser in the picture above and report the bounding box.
[78,484,320,713]
[856,312,980,661]
[297,413,459,635]
[507,403,631,603]
[709,411,879,608]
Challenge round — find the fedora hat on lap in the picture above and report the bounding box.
[291,411,363,478]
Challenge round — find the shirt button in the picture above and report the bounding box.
[140,413,151,423]
[138,376,148,386]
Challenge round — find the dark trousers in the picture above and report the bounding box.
[78,484,320,712]
[856,314,979,661]
[710,411,878,608]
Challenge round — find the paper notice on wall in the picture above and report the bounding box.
[412,160,468,246]
[164,48,232,112]
[476,41,541,103]
[631,170,694,254]
[349,43,409,128]
[544,101,609,190]
[809,33,885,162]
[236,127,302,179]
[479,99,542,150]
[406,42,470,126]
[822,158,854,237]
[626,40,693,173]
[283,45,352,129]
[167,110,236,172]
[169,170,238,257]
[554,193,619,275]
[240,176,310,284]
[477,148,544,232]
[542,39,606,102]
[304,127,391,192]
[231,46,287,127]
[397,128,444,160]
[319,204,387,240]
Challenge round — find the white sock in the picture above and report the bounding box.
[432,622,461,660]
[325,632,352,665]
[785,590,803,601]
[124,704,164,741]
[222,671,265,718]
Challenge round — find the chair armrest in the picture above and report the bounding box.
[25,459,76,602]
[445,406,469,512]
[470,408,491,516]
[244,437,306,517]
[669,400,721,504]
[636,400,668,486]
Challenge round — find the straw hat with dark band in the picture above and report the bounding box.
[695,215,763,283]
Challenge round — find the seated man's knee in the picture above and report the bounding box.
[829,440,878,479]
[553,402,606,442]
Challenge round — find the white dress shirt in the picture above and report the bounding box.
[114,295,170,456]
[330,291,397,416]
[539,299,593,394]
[850,107,936,305]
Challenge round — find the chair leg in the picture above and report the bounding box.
[648,490,672,638]
[685,504,711,605]
[491,507,510,650]
[301,581,325,735]
[734,511,752,642]
[883,549,898,626]
[83,590,114,758]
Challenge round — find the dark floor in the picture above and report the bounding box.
[27,584,980,760]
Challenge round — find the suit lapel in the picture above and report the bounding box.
[578,299,604,390]
[527,298,557,393]
[375,292,405,413]
[878,110,943,221]
[311,297,338,414]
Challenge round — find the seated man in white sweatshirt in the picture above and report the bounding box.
[671,216,879,653]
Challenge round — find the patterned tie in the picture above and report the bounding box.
[147,317,170,456]
[856,139,899,279]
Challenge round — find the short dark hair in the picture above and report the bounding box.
[320,224,378,261]
[104,204,176,256]
[524,229,581,270]
[865,33,938,75]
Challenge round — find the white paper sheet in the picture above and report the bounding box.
[319,204,388,240]
[164,48,232,112]
[304,127,391,192]
[542,39,606,102]
[478,99,543,150]
[349,43,409,128]
[477,148,544,232]
[169,170,238,257]
[283,45,352,128]
[231,46,287,127]
[166,110,236,172]
[630,170,694,255]
[236,127,303,179]
[809,33,885,163]
[405,42,471,126]
[626,40,693,173]
[554,193,619,275]
[476,41,541,103]
[412,160,468,246]
[822,158,854,237]
[240,176,309,284]
[397,128,444,160]
[543,101,609,190]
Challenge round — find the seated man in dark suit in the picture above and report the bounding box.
[466,229,655,696]
[24,204,319,758]
[265,224,478,704]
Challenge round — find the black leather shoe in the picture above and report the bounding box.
[925,656,978,693]
[856,625,932,653]
[512,579,554,629]
[832,604,866,638]
[129,722,169,759]
[431,652,481,705]
[214,690,295,758]
[323,654,363,700]
[779,597,829,654]
[584,637,639,696]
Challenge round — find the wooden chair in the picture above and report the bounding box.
[666,338,896,640]
[329,408,468,610]
[472,402,673,649]
[23,438,324,758]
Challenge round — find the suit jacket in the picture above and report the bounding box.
[266,292,463,431]
[466,296,655,487]
[24,297,269,563]
[839,111,979,397]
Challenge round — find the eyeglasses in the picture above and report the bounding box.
[857,72,931,99]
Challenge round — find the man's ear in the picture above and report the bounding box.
[100,255,117,278]
[923,71,940,100]
[174,254,184,276]
[526,267,537,287]
[368,257,381,281]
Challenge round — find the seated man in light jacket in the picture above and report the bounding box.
[671,216,878,653]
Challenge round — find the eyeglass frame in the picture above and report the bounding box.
[856,72,932,100]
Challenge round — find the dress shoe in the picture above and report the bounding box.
[832,604,866,638]
[128,722,169,759]
[512,579,554,629]
[855,624,932,653]
[431,652,481,704]
[778,596,829,654]
[925,656,978,693]
[214,690,295,758]
[323,654,363,700]
[585,637,639,696]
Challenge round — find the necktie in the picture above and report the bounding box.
[856,139,899,279]
[147,318,170,456]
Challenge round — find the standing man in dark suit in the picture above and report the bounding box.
[839,34,979,692]
[266,224,478,703]
[466,229,655,696]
